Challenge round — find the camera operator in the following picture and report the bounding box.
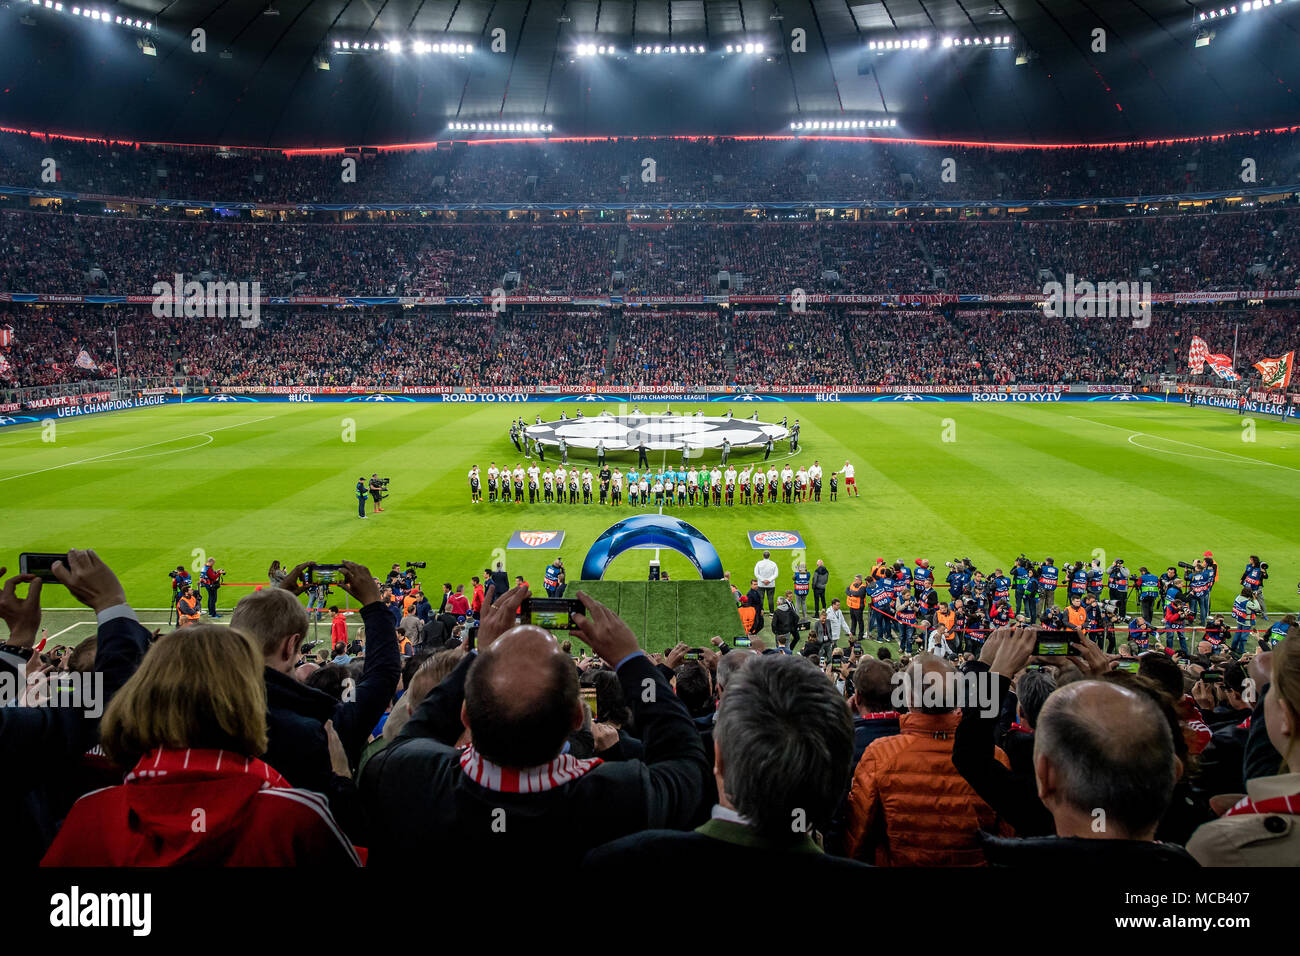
[1036,557,1058,613]
[1107,559,1131,618]
[1241,555,1269,615]
[168,565,191,611]
[1163,598,1197,656]
[1097,598,1128,658]
[369,473,387,513]
[1011,556,1032,621]
[1184,559,1212,624]
[1136,566,1159,622]
[1229,586,1264,657]
[200,557,224,619]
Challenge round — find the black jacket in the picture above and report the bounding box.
[585,821,872,882]
[3,612,149,863]
[980,832,1200,868]
[360,652,709,871]
[263,600,400,838]
[952,670,1056,837]
[812,566,830,591]
[772,603,799,637]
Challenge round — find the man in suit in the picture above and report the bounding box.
[583,654,869,881]
[360,586,709,873]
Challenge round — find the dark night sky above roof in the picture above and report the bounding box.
[0,0,1298,148]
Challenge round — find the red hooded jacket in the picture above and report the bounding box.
[41,748,361,867]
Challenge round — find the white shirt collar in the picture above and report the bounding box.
[710,804,752,826]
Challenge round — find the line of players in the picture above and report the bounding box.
[467,459,861,506]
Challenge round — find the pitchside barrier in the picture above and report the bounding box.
[4,383,1297,429]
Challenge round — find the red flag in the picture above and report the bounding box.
[1253,351,1295,391]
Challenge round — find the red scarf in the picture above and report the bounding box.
[127,747,290,788]
[861,711,900,720]
[1224,792,1300,817]
[459,745,602,794]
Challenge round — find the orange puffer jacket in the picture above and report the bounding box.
[844,710,1011,867]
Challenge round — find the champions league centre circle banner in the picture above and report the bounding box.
[523,412,790,451]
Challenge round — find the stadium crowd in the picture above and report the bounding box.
[2,549,1295,871]
[2,304,1293,391]
[5,208,1299,298]
[4,128,1299,206]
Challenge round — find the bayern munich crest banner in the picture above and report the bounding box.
[746,530,806,550]
[507,530,567,550]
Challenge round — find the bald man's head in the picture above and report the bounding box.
[1034,680,1176,840]
[464,625,580,767]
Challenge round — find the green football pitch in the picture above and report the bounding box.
[2,400,1298,651]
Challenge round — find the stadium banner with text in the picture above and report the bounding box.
[6,289,1300,308]
[507,531,566,550]
[747,530,807,550]
[0,393,181,428]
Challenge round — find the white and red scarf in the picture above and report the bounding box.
[459,745,602,794]
[126,747,290,788]
[1224,792,1300,818]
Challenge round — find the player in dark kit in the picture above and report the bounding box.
[829,472,838,501]
[469,466,481,504]
[725,481,735,507]
[487,464,498,502]
[599,465,611,505]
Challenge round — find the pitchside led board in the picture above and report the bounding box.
[747,531,806,550]
[507,530,566,550]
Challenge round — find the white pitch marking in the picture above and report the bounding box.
[47,621,86,640]
[1067,415,1300,474]
[0,417,274,482]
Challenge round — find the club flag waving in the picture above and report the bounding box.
[0,325,12,348]
[1188,336,1209,374]
[74,349,97,371]
[1254,351,1295,391]
[1204,351,1239,382]
[0,354,10,378]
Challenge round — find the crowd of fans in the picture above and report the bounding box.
[1,304,1294,390]
[4,128,1299,206]
[3,549,1295,871]
[4,206,1298,299]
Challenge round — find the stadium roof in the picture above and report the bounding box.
[2,0,1299,148]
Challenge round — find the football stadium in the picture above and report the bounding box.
[1,0,1298,927]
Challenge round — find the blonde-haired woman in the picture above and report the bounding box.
[1187,638,1300,865]
[42,624,359,866]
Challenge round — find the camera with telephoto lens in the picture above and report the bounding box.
[406,562,426,569]
[1177,560,1196,572]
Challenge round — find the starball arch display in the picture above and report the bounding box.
[580,514,725,580]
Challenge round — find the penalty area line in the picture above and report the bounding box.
[1066,415,1300,474]
[0,417,275,483]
